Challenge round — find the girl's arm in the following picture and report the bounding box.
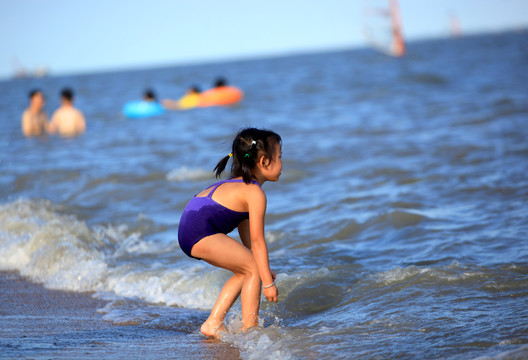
[239,219,277,278]
[247,186,278,302]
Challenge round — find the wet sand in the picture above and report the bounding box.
[0,271,240,359]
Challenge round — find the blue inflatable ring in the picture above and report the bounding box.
[122,101,165,118]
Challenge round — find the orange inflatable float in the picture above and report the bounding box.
[199,85,243,107]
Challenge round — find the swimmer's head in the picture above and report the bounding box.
[190,85,201,93]
[214,128,282,184]
[29,88,42,100]
[28,89,45,107]
[61,88,74,102]
[144,89,156,101]
[214,77,227,87]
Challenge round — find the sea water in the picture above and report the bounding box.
[0,31,527,359]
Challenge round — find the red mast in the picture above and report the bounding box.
[389,0,405,57]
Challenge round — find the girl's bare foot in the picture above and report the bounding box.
[201,320,226,339]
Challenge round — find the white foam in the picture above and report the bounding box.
[374,262,488,286]
[93,223,173,257]
[104,265,225,309]
[166,166,213,182]
[222,317,296,360]
[0,199,108,292]
[265,230,285,245]
[375,266,428,285]
[0,199,229,310]
[115,232,164,256]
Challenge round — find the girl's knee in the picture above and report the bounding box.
[237,259,259,278]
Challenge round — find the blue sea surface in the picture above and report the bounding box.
[1,31,527,359]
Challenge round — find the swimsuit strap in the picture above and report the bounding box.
[206,179,260,198]
[206,180,227,198]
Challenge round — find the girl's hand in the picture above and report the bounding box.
[263,284,278,303]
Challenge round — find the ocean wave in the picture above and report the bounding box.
[166,166,213,182]
[473,343,528,360]
[365,209,430,230]
[0,198,222,309]
[403,72,448,85]
[0,199,108,292]
[104,264,223,309]
[222,321,296,360]
[0,198,314,314]
[368,262,528,297]
[373,262,488,287]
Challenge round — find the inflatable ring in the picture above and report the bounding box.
[123,101,165,118]
[199,86,243,107]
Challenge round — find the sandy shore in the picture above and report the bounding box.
[0,271,240,359]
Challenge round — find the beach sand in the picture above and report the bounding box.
[0,271,240,359]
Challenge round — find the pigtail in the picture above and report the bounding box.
[214,154,231,178]
[241,160,253,184]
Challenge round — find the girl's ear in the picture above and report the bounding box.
[258,155,270,168]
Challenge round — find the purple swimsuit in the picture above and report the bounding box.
[178,179,260,259]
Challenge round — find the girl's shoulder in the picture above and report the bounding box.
[240,182,266,205]
[227,178,265,199]
[226,177,262,191]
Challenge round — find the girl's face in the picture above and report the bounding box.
[264,142,283,182]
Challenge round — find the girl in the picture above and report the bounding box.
[178,128,282,338]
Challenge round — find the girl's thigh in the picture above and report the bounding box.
[191,234,257,275]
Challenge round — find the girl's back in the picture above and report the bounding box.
[194,178,261,213]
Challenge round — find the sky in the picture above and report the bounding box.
[1,0,527,80]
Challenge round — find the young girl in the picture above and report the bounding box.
[178,128,282,338]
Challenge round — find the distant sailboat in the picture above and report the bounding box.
[363,0,406,57]
[11,57,49,79]
[449,12,463,38]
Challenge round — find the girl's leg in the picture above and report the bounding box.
[191,234,261,337]
[202,273,244,335]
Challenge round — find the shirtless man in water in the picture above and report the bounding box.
[21,89,49,137]
[48,88,86,137]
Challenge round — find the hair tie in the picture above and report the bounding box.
[244,140,256,158]
[228,153,233,158]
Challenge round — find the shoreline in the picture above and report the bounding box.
[0,271,240,359]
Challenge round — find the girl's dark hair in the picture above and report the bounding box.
[214,128,282,184]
